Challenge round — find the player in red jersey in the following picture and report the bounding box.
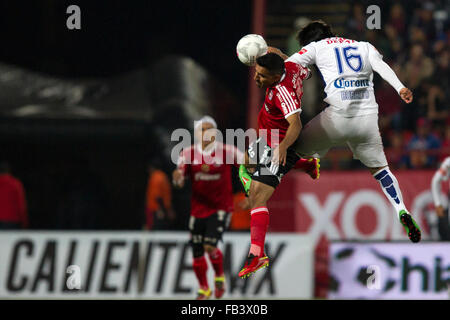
[172,116,244,300]
[238,53,319,278]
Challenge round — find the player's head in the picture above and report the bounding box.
[148,157,163,173]
[296,20,335,46]
[194,115,218,148]
[254,53,285,89]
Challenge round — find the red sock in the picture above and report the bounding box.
[208,248,224,277]
[293,158,313,171]
[193,256,209,289]
[249,207,269,257]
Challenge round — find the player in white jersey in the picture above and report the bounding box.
[431,156,450,240]
[270,20,421,242]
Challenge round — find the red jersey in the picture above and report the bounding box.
[0,174,28,227]
[257,61,309,147]
[177,142,244,218]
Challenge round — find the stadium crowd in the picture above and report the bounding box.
[346,0,449,169]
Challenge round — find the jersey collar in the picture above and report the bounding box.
[270,72,286,88]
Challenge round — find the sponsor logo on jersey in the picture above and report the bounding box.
[298,48,307,55]
[292,73,298,88]
[268,90,273,100]
[194,172,221,181]
[264,103,270,113]
[334,78,370,89]
[340,89,369,100]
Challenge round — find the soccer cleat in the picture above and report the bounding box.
[214,276,226,299]
[196,288,212,300]
[238,254,270,279]
[399,210,421,243]
[239,165,252,196]
[306,158,320,180]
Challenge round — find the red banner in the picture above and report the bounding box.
[269,170,439,241]
[267,169,442,297]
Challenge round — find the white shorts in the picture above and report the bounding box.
[294,107,388,168]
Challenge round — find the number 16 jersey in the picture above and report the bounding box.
[286,37,405,117]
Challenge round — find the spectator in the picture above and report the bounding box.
[405,118,441,168]
[403,43,434,90]
[387,3,407,39]
[145,160,175,230]
[0,161,28,229]
[427,48,449,124]
[384,24,405,63]
[377,80,403,132]
[384,131,408,170]
[411,2,438,47]
[346,1,365,40]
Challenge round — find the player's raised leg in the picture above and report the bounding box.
[370,166,421,242]
[346,114,422,243]
[238,180,274,278]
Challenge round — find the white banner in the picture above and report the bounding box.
[329,242,450,299]
[0,231,314,299]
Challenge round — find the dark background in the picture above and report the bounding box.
[0,0,252,229]
[0,0,251,98]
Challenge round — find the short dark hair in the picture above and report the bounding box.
[297,20,335,46]
[256,53,285,75]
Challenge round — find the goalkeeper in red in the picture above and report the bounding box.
[238,53,319,278]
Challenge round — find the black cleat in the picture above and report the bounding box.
[399,210,421,243]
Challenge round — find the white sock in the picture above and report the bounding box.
[373,167,407,214]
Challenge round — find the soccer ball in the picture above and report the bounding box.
[236,34,268,66]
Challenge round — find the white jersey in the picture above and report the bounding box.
[431,157,450,207]
[286,37,405,117]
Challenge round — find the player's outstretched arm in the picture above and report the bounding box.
[271,113,302,169]
[368,43,412,102]
[399,88,413,104]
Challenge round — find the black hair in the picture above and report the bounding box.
[256,53,285,75]
[148,157,163,170]
[297,20,336,46]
